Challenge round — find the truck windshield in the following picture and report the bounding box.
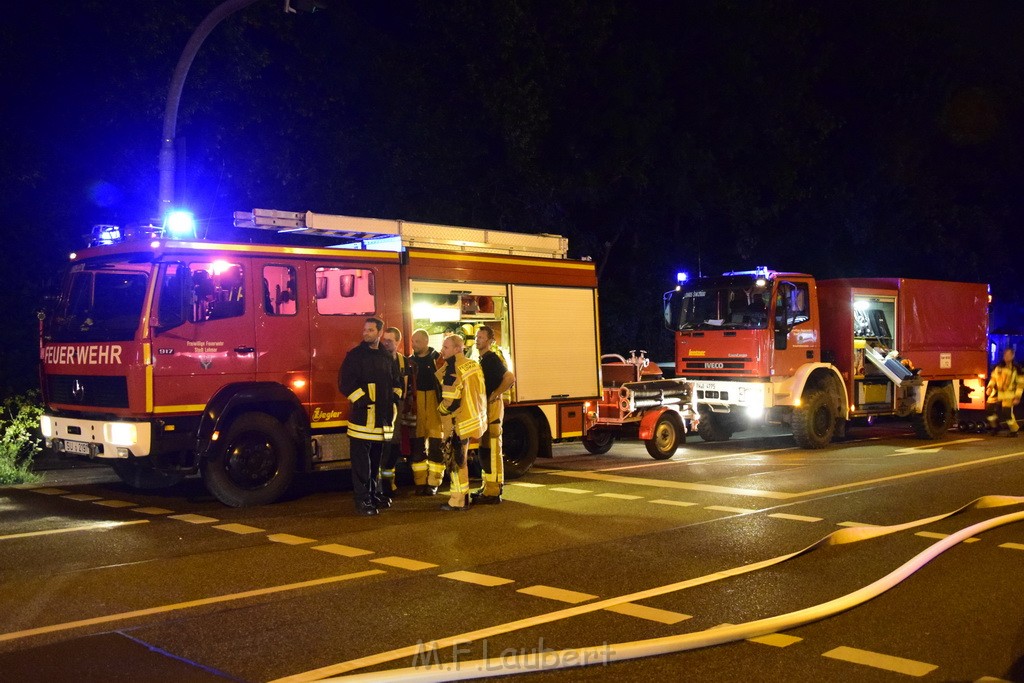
[47,260,152,342]
[665,277,771,331]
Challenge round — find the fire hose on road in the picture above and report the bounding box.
[279,496,1024,683]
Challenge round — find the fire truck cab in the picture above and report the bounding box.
[38,210,601,506]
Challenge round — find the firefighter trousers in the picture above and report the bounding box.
[410,437,445,487]
[447,432,476,507]
[349,437,384,507]
[987,400,1019,433]
[380,428,403,493]
[478,399,504,496]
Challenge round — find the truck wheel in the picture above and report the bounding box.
[201,414,296,507]
[110,460,185,490]
[697,410,733,442]
[645,413,682,459]
[502,411,539,479]
[582,431,614,455]
[792,388,836,449]
[913,387,954,439]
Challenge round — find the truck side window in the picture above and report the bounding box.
[315,267,376,315]
[190,261,245,322]
[263,265,297,316]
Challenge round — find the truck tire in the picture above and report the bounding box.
[913,386,954,439]
[502,410,539,479]
[792,388,836,449]
[645,412,683,459]
[582,431,614,455]
[697,410,733,442]
[110,460,186,490]
[201,413,296,507]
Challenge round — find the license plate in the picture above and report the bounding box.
[694,382,720,391]
[62,440,91,455]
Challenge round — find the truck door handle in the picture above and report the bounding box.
[234,346,255,354]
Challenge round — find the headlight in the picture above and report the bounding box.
[40,416,53,438]
[105,423,138,447]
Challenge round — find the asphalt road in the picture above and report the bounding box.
[2,422,1024,683]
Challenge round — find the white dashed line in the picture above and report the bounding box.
[370,556,438,571]
[313,544,374,558]
[439,571,514,587]
[915,531,979,543]
[508,482,545,488]
[596,493,644,500]
[213,523,265,535]
[93,500,137,508]
[837,521,877,528]
[822,646,937,676]
[132,507,174,516]
[30,488,70,495]
[548,487,592,495]
[604,602,690,624]
[62,494,103,502]
[268,534,317,545]
[517,585,598,604]
[649,499,698,508]
[768,513,823,523]
[169,514,219,524]
[998,542,1024,551]
[0,520,149,541]
[705,505,758,514]
[748,633,802,647]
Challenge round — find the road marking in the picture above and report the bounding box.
[975,676,1012,682]
[268,534,317,545]
[93,500,137,508]
[604,603,690,624]
[822,646,937,677]
[705,505,758,514]
[131,507,174,516]
[0,520,149,541]
[548,470,793,500]
[768,513,823,522]
[313,543,374,558]
[62,494,102,502]
[915,531,979,543]
[549,487,592,494]
[370,556,438,571]
[169,514,218,524]
[595,447,794,472]
[213,523,264,535]
[838,521,878,528]
[30,488,70,495]
[508,482,545,488]
[596,493,644,500]
[889,447,943,456]
[998,542,1024,551]
[0,569,384,644]
[650,499,698,508]
[517,585,598,604]
[748,633,802,647]
[439,571,514,587]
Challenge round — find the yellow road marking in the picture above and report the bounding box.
[915,531,979,543]
[30,488,70,495]
[705,505,759,514]
[547,470,792,499]
[604,603,690,624]
[596,493,643,500]
[748,633,802,647]
[0,520,149,542]
[768,513,823,522]
[370,556,438,571]
[93,500,137,508]
[312,544,374,558]
[0,570,383,644]
[650,499,698,507]
[439,571,514,587]
[822,646,937,676]
[549,487,592,494]
[999,542,1024,551]
[62,494,102,502]
[595,446,794,472]
[517,585,597,604]
[213,523,264,535]
[131,507,174,515]
[268,534,317,545]
[508,482,545,488]
[838,521,877,528]
[169,514,218,524]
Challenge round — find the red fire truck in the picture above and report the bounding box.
[38,209,601,506]
[662,268,989,447]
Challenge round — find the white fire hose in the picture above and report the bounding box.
[281,496,1024,683]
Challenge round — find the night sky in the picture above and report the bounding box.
[3,1,1024,393]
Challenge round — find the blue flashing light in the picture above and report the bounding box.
[90,224,122,246]
[164,210,197,239]
[676,271,689,284]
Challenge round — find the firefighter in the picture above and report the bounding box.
[407,328,446,495]
[986,348,1023,436]
[379,327,409,498]
[472,325,516,504]
[338,317,403,515]
[436,334,487,511]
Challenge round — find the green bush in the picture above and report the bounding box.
[0,391,43,485]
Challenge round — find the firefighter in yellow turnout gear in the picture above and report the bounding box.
[987,348,1023,436]
[473,326,516,503]
[436,334,487,510]
[407,329,446,495]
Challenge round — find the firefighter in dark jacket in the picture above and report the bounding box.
[338,317,403,516]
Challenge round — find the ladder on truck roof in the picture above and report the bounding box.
[233,208,569,259]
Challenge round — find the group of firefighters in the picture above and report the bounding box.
[338,317,515,515]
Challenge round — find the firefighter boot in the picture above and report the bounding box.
[371,480,392,510]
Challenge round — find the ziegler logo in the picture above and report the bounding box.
[704,362,725,369]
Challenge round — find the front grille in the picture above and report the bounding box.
[47,375,129,408]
